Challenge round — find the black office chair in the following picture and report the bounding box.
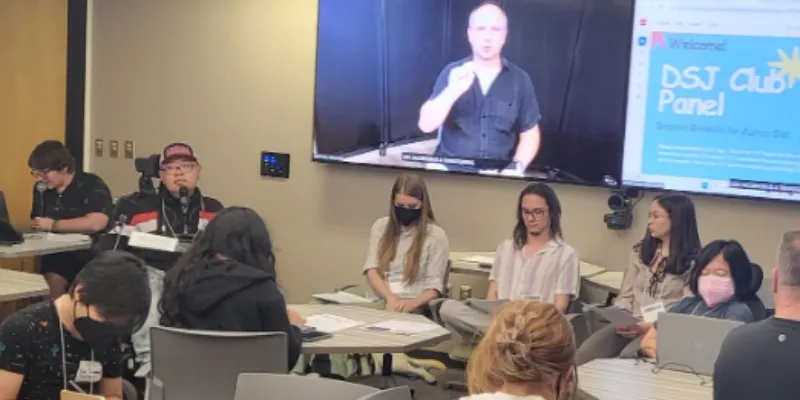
[744,263,768,321]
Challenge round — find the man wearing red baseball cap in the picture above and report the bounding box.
[103,142,223,365]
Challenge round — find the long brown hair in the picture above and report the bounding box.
[376,174,436,284]
[467,301,577,400]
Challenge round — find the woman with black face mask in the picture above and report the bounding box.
[362,173,450,314]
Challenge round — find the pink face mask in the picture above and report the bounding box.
[698,275,735,308]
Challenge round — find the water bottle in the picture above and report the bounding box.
[459,285,472,300]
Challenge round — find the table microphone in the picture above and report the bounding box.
[179,186,190,235]
[35,182,47,217]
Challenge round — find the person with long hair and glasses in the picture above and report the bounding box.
[438,183,580,344]
[363,174,449,313]
[461,301,577,400]
[638,240,757,358]
[159,207,303,370]
[576,192,701,365]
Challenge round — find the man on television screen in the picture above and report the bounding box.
[417,0,541,174]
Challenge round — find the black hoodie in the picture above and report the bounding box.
[178,259,302,370]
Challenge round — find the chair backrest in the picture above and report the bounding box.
[151,326,288,400]
[442,260,452,297]
[356,386,413,400]
[746,263,768,321]
[235,373,377,400]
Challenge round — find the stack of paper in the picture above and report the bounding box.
[365,319,440,335]
[45,233,91,242]
[304,314,364,333]
[312,291,374,304]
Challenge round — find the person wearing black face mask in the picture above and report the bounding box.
[363,174,450,314]
[0,251,150,400]
[394,204,422,226]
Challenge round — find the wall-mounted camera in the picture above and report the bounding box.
[603,188,642,230]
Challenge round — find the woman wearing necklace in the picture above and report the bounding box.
[638,240,758,358]
[575,193,701,365]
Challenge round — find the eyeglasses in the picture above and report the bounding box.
[161,163,198,174]
[522,208,547,219]
[30,169,50,177]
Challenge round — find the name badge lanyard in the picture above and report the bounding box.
[59,317,95,394]
[690,302,718,318]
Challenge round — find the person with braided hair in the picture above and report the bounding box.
[460,300,577,400]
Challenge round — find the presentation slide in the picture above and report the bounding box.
[312,0,633,186]
[623,0,800,201]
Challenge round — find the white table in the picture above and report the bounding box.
[0,234,92,258]
[289,304,451,354]
[584,271,624,294]
[578,359,712,400]
[0,268,49,302]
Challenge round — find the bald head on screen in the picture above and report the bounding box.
[468,1,509,62]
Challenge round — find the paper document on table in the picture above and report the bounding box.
[365,319,440,335]
[579,262,606,277]
[589,305,638,328]
[304,314,364,333]
[128,231,179,252]
[45,233,91,243]
[460,255,494,265]
[312,291,374,304]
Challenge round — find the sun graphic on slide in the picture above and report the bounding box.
[768,46,800,89]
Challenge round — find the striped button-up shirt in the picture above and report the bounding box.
[489,239,580,302]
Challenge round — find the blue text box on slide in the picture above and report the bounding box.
[641,32,800,183]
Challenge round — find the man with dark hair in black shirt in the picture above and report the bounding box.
[28,140,114,298]
[418,0,542,174]
[0,251,150,400]
[713,230,800,400]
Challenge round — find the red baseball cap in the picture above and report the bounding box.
[161,142,198,166]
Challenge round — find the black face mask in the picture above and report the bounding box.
[73,304,119,350]
[394,206,422,226]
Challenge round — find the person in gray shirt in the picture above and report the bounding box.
[713,230,800,400]
[639,240,757,358]
[363,173,449,314]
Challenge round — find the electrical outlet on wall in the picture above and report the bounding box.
[124,141,135,159]
[94,139,104,157]
[109,140,119,158]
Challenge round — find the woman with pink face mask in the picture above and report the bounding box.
[639,240,757,358]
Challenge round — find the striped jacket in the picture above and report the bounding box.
[104,186,223,271]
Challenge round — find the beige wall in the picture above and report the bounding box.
[86,0,797,303]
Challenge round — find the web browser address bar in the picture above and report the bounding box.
[672,5,800,13]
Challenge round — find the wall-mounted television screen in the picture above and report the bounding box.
[312,0,633,186]
[622,0,800,201]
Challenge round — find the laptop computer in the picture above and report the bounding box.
[656,312,742,375]
[0,191,25,246]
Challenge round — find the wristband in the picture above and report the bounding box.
[51,220,58,233]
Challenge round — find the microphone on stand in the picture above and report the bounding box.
[179,186,190,235]
[35,182,47,217]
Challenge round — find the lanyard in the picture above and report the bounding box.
[691,302,718,317]
[59,317,95,394]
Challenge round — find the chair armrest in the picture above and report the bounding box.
[566,312,590,348]
[135,362,151,378]
[428,298,448,325]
